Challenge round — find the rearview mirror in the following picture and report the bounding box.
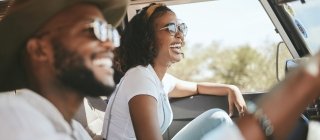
[276,42,293,82]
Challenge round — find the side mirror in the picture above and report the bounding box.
[285,57,309,74]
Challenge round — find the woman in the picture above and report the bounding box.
[102,3,246,140]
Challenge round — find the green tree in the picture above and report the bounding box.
[168,42,292,92]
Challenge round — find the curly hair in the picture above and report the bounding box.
[114,3,174,74]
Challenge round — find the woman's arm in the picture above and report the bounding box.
[168,78,246,116]
[129,95,163,140]
[197,83,246,116]
[168,79,237,98]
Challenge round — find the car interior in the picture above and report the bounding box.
[1,0,320,140]
[79,0,320,139]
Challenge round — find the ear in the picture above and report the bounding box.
[26,38,52,62]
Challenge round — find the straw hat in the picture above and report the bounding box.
[0,0,129,91]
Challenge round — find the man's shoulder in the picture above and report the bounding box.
[0,92,53,128]
[0,92,29,111]
[0,92,82,139]
[0,93,60,139]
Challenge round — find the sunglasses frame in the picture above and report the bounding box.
[90,19,120,47]
[34,18,120,47]
[159,22,188,36]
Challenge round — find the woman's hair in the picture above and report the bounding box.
[114,3,173,73]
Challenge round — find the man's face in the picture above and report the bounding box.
[38,4,117,96]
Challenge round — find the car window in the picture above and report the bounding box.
[167,0,292,93]
[282,0,320,55]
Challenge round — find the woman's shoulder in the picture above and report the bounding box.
[127,65,148,73]
[122,65,157,84]
[126,65,154,78]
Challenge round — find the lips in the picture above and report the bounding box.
[170,43,182,54]
[93,57,113,69]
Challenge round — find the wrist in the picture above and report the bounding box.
[228,85,240,95]
[247,101,274,140]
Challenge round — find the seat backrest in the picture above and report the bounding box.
[74,97,107,140]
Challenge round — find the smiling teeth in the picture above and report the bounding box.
[93,58,113,68]
[170,43,181,48]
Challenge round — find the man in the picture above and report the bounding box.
[0,0,128,139]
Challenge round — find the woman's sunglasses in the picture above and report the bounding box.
[159,22,188,36]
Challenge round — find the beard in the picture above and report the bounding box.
[52,40,115,97]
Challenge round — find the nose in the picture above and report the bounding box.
[100,40,116,51]
[175,29,184,38]
[175,31,184,44]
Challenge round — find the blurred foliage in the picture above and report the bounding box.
[168,41,292,92]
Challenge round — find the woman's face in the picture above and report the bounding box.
[152,11,185,66]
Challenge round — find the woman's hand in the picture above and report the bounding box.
[227,85,247,117]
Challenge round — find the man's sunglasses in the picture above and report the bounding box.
[34,18,120,47]
[159,22,188,36]
[89,19,120,47]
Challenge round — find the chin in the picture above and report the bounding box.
[174,57,183,62]
[101,77,115,88]
[52,39,116,97]
[57,67,116,97]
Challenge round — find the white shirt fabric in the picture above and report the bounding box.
[307,121,320,140]
[102,65,175,140]
[0,89,91,140]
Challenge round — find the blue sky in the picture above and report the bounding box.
[169,0,282,48]
[290,0,320,54]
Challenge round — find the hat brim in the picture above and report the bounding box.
[0,0,129,91]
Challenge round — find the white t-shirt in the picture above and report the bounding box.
[0,89,91,140]
[307,121,320,140]
[102,65,175,140]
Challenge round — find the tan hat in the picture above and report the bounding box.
[0,0,129,91]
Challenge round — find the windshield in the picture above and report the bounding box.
[166,0,285,93]
[283,0,320,55]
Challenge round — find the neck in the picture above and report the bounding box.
[30,81,84,124]
[152,62,169,80]
[44,89,84,123]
